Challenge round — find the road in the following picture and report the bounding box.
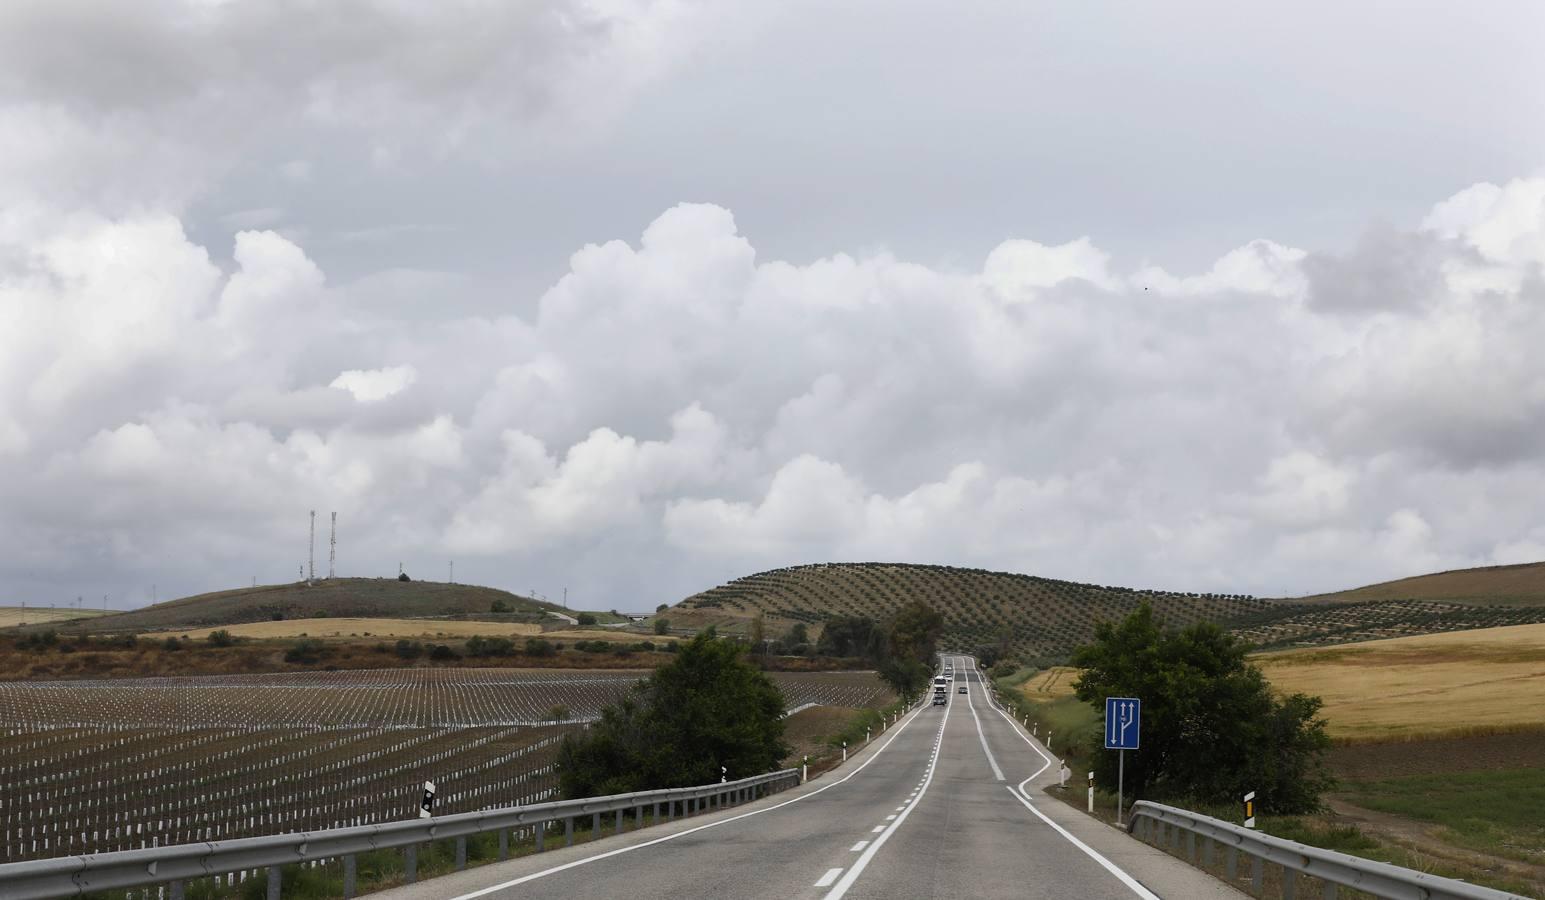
[371,657,1246,900]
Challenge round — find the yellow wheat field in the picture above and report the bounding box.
[1257,623,1545,741]
[157,618,546,641]
[1017,666,1080,701]
[0,607,110,627]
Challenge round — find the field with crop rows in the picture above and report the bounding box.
[0,667,888,863]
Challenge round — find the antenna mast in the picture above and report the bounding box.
[329,512,337,579]
[308,510,316,585]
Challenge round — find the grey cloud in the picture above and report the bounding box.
[1301,223,1447,313]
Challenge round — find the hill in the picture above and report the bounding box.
[666,562,1270,662]
[36,578,562,635]
[1291,561,1545,608]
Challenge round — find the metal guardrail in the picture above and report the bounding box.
[0,768,801,900]
[1127,801,1531,900]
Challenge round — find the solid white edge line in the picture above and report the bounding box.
[1004,788,1159,900]
[815,867,844,888]
[442,698,933,900]
[971,656,1157,900]
[821,676,954,900]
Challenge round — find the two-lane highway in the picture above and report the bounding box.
[371,657,1246,899]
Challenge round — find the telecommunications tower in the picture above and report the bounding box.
[308,510,316,585]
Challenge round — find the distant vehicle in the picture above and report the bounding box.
[958,685,967,694]
[932,691,947,706]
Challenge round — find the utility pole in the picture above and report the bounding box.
[563,587,568,608]
[449,560,453,584]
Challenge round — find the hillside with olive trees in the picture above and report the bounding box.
[660,561,1545,662]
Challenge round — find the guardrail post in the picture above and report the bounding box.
[1227,845,1238,880]
[343,854,357,898]
[406,844,418,883]
[170,880,185,900]
[1187,830,1196,862]
[654,800,661,823]
[266,865,281,900]
[636,805,644,829]
[537,819,546,851]
[1251,854,1263,894]
[1281,867,1296,900]
[456,835,467,870]
[615,808,624,833]
[1320,879,1335,900]
[592,811,601,838]
[500,828,509,859]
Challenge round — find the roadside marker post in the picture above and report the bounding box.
[1243,791,1256,828]
[1103,697,1141,826]
[419,781,436,819]
[1087,771,1094,812]
[802,755,808,784]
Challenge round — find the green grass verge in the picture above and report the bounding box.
[1340,767,1545,865]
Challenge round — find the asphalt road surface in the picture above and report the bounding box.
[370,657,1246,900]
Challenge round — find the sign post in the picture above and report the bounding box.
[1103,697,1141,825]
[419,781,436,819]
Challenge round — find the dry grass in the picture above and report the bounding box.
[1294,560,1545,607]
[1017,666,1079,701]
[0,608,110,627]
[544,628,681,643]
[1257,623,1545,741]
[157,618,548,641]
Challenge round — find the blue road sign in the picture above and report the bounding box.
[1104,697,1141,750]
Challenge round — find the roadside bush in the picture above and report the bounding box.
[576,613,598,626]
[18,630,58,651]
[394,639,424,660]
[639,641,656,652]
[989,660,1017,679]
[653,617,670,636]
[655,603,669,613]
[429,644,458,661]
[207,629,236,648]
[557,630,787,797]
[612,644,634,657]
[490,598,512,613]
[524,637,555,657]
[465,636,513,657]
[545,704,570,722]
[161,637,182,652]
[284,639,327,664]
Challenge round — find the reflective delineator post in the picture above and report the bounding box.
[1087,771,1094,813]
[1243,790,1256,828]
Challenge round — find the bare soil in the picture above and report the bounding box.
[1328,727,1545,780]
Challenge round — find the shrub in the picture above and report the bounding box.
[524,637,555,657]
[990,660,1018,679]
[207,630,236,648]
[398,572,411,582]
[655,603,669,613]
[546,704,571,722]
[653,617,670,636]
[394,639,424,660]
[490,599,511,614]
[429,644,458,661]
[576,613,598,626]
[19,630,58,651]
[465,636,514,657]
[639,641,656,652]
[284,639,326,664]
[161,637,182,652]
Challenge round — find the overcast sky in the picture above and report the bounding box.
[3,1,1545,612]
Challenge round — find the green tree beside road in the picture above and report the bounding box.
[557,629,788,797]
[1072,603,1333,813]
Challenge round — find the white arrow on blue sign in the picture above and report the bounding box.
[1104,697,1141,750]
